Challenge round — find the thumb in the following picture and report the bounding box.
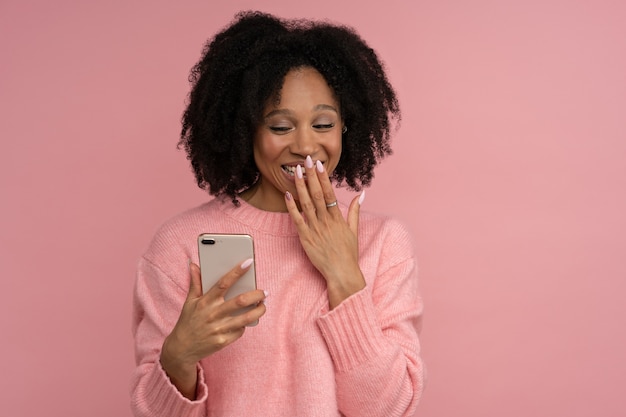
[187,261,204,300]
[347,190,365,236]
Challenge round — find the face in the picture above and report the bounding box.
[247,67,343,212]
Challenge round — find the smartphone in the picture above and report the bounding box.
[197,233,258,325]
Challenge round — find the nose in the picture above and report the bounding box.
[289,126,318,157]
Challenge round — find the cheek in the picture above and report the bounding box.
[329,136,342,160]
[255,134,284,162]
[326,136,343,172]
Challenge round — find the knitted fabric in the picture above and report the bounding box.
[131,197,425,416]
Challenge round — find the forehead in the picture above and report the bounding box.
[268,67,338,110]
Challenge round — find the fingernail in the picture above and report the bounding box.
[358,190,366,205]
[187,258,191,270]
[285,190,293,201]
[263,290,270,298]
[241,258,253,269]
[316,160,324,173]
[305,155,313,169]
[296,164,303,179]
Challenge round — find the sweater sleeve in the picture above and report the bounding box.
[316,220,425,417]
[130,256,209,417]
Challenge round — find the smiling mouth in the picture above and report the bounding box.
[281,163,324,178]
[281,165,299,176]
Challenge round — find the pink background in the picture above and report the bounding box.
[2,1,625,416]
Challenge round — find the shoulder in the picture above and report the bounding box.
[152,200,213,239]
[358,209,416,264]
[359,209,414,245]
[142,199,226,263]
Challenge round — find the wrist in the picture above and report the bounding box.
[326,268,366,309]
[162,333,194,363]
[160,336,198,399]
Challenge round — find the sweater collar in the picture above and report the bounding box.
[213,196,300,236]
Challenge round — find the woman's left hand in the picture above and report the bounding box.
[285,155,366,309]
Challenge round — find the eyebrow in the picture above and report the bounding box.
[264,104,339,119]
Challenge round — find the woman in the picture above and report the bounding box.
[131,11,425,417]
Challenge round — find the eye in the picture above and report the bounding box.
[313,122,335,130]
[269,126,292,133]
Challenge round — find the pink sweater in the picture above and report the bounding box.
[131,197,425,416]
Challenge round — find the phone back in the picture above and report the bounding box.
[197,234,257,302]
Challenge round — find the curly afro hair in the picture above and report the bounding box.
[179,11,400,204]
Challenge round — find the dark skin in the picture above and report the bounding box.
[285,156,366,309]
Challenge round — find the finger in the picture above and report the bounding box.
[294,164,317,218]
[315,159,339,214]
[222,294,268,326]
[347,190,365,236]
[206,258,254,299]
[187,261,204,300]
[285,190,308,231]
[221,289,267,315]
[302,155,327,213]
[242,301,267,326]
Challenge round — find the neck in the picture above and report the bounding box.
[239,182,289,213]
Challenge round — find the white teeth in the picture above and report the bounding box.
[281,165,308,178]
[282,165,296,175]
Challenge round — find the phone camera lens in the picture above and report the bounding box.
[202,238,216,245]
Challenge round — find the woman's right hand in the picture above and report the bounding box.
[159,259,267,399]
